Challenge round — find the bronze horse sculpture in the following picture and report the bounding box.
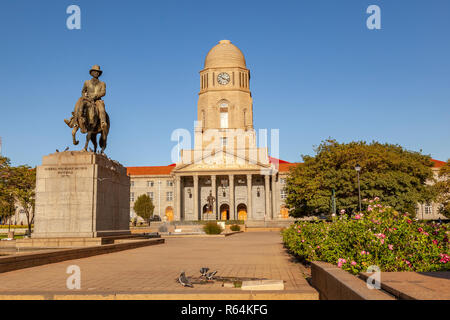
[64,65,110,154]
[69,102,110,153]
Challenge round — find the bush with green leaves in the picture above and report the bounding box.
[203,222,222,235]
[282,198,449,275]
[230,224,241,231]
[133,194,155,224]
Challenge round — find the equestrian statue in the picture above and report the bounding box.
[64,65,110,153]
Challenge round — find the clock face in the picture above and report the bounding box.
[217,72,230,85]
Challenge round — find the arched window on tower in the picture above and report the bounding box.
[220,111,228,128]
[219,101,229,129]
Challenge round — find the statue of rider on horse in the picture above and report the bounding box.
[64,65,110,154]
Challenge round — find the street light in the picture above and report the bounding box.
[355,164,362,212]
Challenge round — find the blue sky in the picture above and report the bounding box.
[0,0,449,167]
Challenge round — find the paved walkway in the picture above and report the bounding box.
[0,232,317,299]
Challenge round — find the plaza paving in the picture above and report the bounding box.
[0,232,318,299]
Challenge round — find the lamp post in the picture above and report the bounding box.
[355,164,362,212]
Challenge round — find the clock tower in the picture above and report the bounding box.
[197,40,254,131]
[195,40,258,155]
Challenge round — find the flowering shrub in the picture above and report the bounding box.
[282,198,449,275]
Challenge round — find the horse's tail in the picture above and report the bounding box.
[99,134,107,150]
[99,113,110,151]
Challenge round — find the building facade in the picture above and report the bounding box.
[126,40,448,223]
[128,40,296,222]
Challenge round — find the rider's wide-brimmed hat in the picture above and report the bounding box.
[89,65,103,76]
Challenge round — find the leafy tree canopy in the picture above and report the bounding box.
[133,194,155,223]
[435,159,450,218]
[0,156,36,232]
[0,156,15,220]
[285,139,435,217]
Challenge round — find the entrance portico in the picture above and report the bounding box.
[172,170,275,222]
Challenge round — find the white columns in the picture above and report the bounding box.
[193,175,199,220]
[271,174,278,220]
[265,175,272,220]
[247,174,252,220]
[229,174,235,220]
[174,176,181,221]
[211,175,217,219]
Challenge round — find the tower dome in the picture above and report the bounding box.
[204,40,246,69]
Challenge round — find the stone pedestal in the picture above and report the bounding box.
[33,151,131,238]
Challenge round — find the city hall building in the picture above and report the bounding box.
[127,40,297,222]
[125,40,447,223]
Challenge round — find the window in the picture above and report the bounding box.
[130,181,134,187]
[130,192,135,202]
[147,181,154,187]
[280,189,287,199]
[167,180,173,187]
[221,137,227,147]
[166,192,173,201]
[220,111,228,128]
[147,192,154,200]
[425,203,433,215]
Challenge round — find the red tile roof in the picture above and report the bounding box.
[126,159,445,176]
[278,162,300,172]
[431,159,446,168]
[269,156,290,164]
[127,166,174,176]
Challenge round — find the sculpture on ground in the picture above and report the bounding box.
[206,190,215,214]
[64,65,110,153]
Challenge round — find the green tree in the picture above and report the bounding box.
[0,157,15,227]
[0,188,15,229]
[0,157,36,233]
[10,165,36,235]
[435,159,450,218]
[285,139,435,217]
[133,194,155,224]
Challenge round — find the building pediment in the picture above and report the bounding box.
[173,149,273,174]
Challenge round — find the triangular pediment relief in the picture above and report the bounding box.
[173,149,273,173]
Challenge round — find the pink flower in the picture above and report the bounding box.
[380,239,384,244]
[374,197,380,201]
[388,244,394,250]
[418,227,423,232]
[340,209,345,214]
[361,250,366,255]
[368,206,373,211]
[351,261,357,266]
[354,214,361,220]
[317,246,320,249]
[432,240,438,245]
[439,254,449,263]
[301,239,305,243]
[407,220,412,224]
[337,258,347,267]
